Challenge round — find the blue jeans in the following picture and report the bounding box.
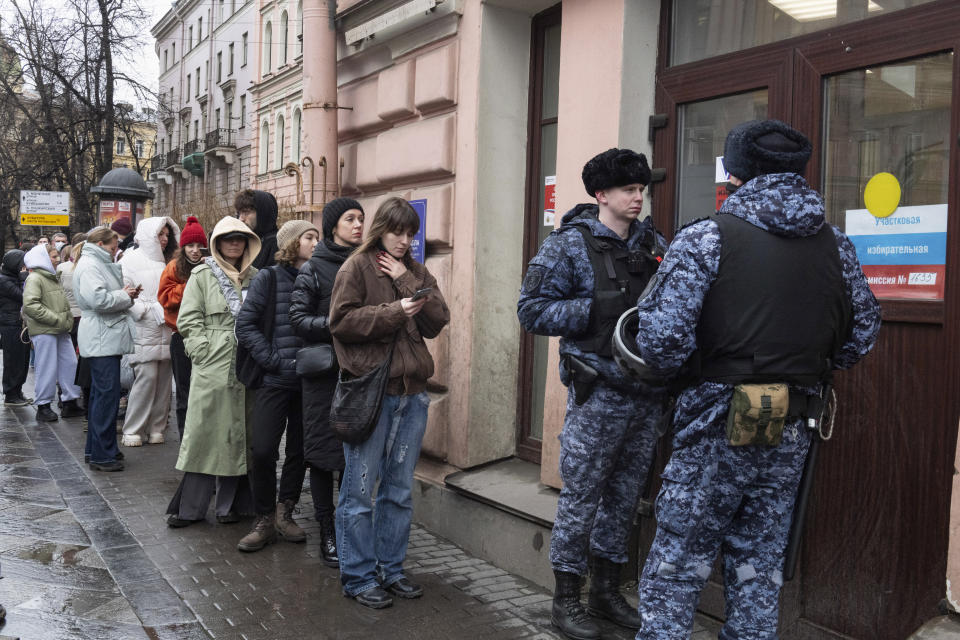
[336,392,429,596]
[84,355,121,465]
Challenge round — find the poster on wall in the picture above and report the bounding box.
[845,203,947,300]
[544,176,556,226]
[408,198,427,264]
[99,199,131,228]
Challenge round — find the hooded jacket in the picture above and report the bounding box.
[22,246,73,336]
[74,242,135,358]
[0,250,25,327]
[175,216,260,477]
[120,216,181,363]
[250,190,279,270]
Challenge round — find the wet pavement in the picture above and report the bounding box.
[0,386,722,640]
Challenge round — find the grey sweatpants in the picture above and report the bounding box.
[30,333,81,406]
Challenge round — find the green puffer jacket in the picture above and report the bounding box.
[22,246,73,336]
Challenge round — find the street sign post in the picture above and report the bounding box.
[19,190,70,226]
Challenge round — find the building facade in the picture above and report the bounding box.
[150,0,257,226]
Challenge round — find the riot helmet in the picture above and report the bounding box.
[612,307,660,382]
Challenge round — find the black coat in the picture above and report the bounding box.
[251,190,279,270]
[236,264,302,390]
[0,250,25,328]
[289,240,353,470]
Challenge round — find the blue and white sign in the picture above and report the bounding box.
[845,204,947,266]
[408,198,427,263]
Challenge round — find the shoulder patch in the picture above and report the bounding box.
[521,267,545,295]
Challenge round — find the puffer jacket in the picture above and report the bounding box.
[120,216,181,363]
[74,242,135,358]
[290,239,354,344]
[329,250,450,395]
[0,250,25,327]
[56,261,81,318]
[22,246,73,336]
[236,264,302,390]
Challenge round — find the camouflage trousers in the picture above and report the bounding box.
[636,397,811,640]
[550,382,662,576]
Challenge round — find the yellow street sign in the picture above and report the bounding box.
[20,214,70,226]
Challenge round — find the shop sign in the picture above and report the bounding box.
[845,203,947,299]
[543,175,556,226]
[19,190,70,226]
[409,198,427,264]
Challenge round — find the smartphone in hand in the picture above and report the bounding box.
[410,287,432,302]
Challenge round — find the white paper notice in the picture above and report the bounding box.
[715,157,729,184]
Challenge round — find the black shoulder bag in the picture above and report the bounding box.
[235,267,277,388]
[329,332,399,445]
[295,271,339,377]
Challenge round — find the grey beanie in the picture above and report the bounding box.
[276,219,319,252]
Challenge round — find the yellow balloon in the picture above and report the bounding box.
[863,172,901,218]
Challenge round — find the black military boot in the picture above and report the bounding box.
[587,557,643,629]
[60,399,85,419]
[552,571,600,640]
[319,515,339,567]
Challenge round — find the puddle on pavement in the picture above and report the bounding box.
[12,542,87,566]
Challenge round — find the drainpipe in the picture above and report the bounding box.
[301,0,339,216]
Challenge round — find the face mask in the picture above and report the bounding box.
[55,241,65,251]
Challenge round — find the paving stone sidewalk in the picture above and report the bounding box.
[1,396,721,640]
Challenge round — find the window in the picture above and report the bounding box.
[164,49,168,71]
[217,52,222,82]
[186,74,191,99]
[214,108,221,129]
[259,121,269,173]
[263,22,273,73]
[239,95,246,129]
[195,67,200,96]
[228,43,234,75]
[172,42,176,61]
[280,11,289,66]
[198,17,202,42]
[219,0,225,22]
[292,108,301,162]
[226,100,233,126]
[135,140,143,158]
[297,1,303,56]
[275,114,285,169]
[188,26,193,50]
[194,120,199,140]
[242,32,248,66]
[116,138,125,155]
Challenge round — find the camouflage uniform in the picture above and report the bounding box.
[634,173,881,640]
[518,204,666,576]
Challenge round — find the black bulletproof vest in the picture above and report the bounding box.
[697,214,852,386]
[574,225,662,358]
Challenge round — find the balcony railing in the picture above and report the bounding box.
[204,128,236,150]
[165,148,181,167]
[150,154,164,172]
[182,138,201,156]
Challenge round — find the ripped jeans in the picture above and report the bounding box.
[336,392,430,597]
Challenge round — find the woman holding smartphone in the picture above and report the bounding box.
[328,197,449,609]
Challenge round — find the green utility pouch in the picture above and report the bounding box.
[726,383,789,446]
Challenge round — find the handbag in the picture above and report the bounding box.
[235,267,277,388]
[329,336,398,445]
[295,343,338,377]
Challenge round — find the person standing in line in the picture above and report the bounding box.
[158,216,208,441]
[235,220,321,552]
[22,244,85,422]
[235,189,279,270]
[74,226,139,472]
[119,216,180,447]
[111,218,135,261]
[58,241,85,352]
[166,216,261,527]
[290,198,366,567]
[0,249,32,406]
[517,148,666,639]
[628,120,882,639]
[330,197,450,609]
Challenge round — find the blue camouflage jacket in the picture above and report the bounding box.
[518,203,666,393]
[635,173,882,445]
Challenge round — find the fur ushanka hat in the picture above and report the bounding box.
[722,119,812,183]
[581,148,652,198]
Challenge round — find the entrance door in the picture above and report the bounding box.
[651,3,960,638]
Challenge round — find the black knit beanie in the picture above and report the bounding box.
[722,119,812,183]
[581,148,651,198]
[321,197,364,241]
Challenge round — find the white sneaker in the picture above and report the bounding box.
[148,433,165,444]
[121,434,143,447]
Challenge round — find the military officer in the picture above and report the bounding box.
[517,148,666,640]
[626,120,882,639]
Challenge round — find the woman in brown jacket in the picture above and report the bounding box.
[329,197,449,609]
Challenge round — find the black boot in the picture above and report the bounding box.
[60,399,85,418]
[319,515,339,568]
[587,557,643,629]
[552,571,600,640]
[36,403,58,422]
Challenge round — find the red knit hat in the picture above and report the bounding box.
[179,216,208,248]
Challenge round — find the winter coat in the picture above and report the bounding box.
[158,260,187,332]
[0,250,25,328]
[250,190,279,270]
[236,264,302,390]
[56,261,81,318]
[517,204,667,394]
[290,239,354,470]
[120,216,181,364]
[22,246,73,336]
[329,250,450,396]
[74,242,135,358]
[175,216,261,477]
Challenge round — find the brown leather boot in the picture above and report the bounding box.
[276,499,306,543]
[237,514,277,552]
